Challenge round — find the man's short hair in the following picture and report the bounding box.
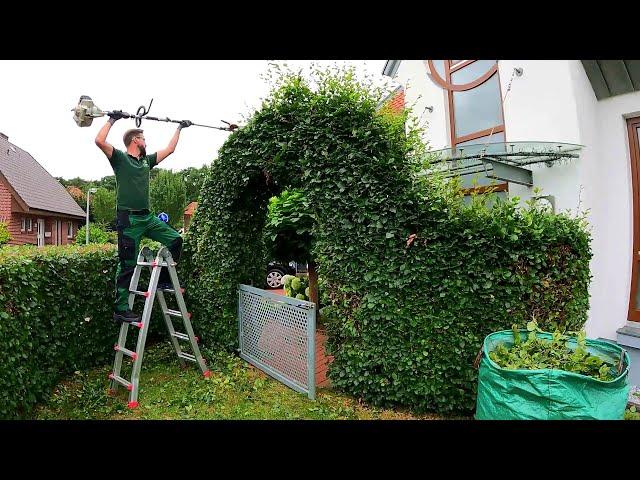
[123,129,144,147]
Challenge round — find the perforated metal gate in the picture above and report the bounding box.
[238,284,316,399]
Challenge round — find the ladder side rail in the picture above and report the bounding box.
[163,249,208,374]
[128,249,162,404]
[155,288,187,368]
[110,248,146,391]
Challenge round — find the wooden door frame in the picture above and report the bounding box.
[36,218,45,247]
[627,116,640,322]
[56,220,63,245]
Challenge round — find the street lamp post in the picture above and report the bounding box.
[86,187,97,245]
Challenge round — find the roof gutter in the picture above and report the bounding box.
[382,60,401,78]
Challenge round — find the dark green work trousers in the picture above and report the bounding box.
[114,210,182,312]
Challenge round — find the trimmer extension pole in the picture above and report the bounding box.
[72,95,238,131]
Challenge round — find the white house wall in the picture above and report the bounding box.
[576,76,640,340]
[391,60,640,340]
[500,61,583,217]
[395,61,449,149]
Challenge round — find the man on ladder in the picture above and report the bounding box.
[94,111,191,323]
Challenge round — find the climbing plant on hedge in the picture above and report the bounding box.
[181,66,592,414]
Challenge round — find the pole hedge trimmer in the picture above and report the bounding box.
[71,95,239,132]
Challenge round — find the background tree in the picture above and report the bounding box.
[90,187,117,226]
[66,186,86,211]
[95,175,116,191]
[150,169,187,228]
[181,166,209,204]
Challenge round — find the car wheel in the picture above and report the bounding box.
[266,268,285,289]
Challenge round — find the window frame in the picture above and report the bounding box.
[444,61,506,148]
[426,59,508,196]
[67,221,73,239]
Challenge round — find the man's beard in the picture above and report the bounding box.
[139,146,147,157]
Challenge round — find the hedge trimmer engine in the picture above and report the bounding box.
[72,95,106,127]
[71,95,239,131]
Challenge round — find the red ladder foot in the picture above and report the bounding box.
[203,370,211,378]
[127,401,139,409]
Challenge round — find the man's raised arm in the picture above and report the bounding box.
[95,111,126,159]
[156,120,192,165]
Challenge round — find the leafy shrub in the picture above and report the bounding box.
[625,406,640,420]
[75,223,117,245]
[181,65,592,414]
[0,244,172,418]
[264,189,314,263]
[0,245,118,418]
[283,275,309,301]
[140,237,162,251]
[0,222,10,246]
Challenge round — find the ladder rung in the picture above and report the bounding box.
[108,373,133,390]
[114,344,138,360]
[130,290,150,297]
[137,261,177,267]
[177,352,197,362]
[162,287,185,294]
[171,332,189,341]
[166,309,183,318]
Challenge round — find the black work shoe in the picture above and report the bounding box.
[113,310,141,324]
[157,282,173,291]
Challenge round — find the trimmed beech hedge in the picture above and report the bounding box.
[0,244,169,418]
[181,67,592,414]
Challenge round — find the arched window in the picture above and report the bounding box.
[426,60,507,192]
[426,60,505,147]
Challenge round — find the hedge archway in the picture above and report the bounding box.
[181,67,591,413]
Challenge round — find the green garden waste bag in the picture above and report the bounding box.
[475,330,630,420]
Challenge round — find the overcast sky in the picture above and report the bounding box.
[0,60,392,181]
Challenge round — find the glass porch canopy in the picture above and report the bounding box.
[422,141,584,186]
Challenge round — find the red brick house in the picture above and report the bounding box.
[377,85,405,114]
[0,132,85,246]
[183,201,197,230]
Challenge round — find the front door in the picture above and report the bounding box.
[627,116,640,322]
[36,219,45,247]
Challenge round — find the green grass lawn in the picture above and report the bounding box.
[31,340,449,420]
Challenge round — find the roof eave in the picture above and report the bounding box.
[0,170,30,212]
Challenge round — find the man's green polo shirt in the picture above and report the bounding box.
[109,149,158,211]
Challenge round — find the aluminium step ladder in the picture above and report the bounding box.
[108,246,209,409]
